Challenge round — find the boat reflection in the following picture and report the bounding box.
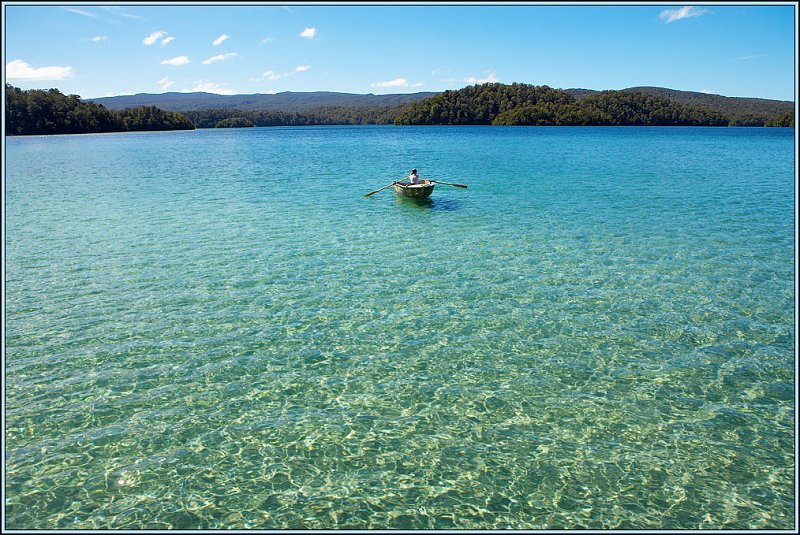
[394,195,460,211]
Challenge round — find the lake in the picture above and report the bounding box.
[4,125,795,529]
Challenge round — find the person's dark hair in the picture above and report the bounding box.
[412,169,417,173]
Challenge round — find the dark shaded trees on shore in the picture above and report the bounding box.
[395,83,731,126]
[7,83,794,133]
[5,85,194,135]
[180,105,405,128]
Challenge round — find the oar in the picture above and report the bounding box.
[364,181,398,197]
[428,179,468,188]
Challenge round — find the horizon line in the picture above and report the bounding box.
[6,82,793,103]
[81,84,796,103]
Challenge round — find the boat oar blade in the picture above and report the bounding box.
[364,181,396,197]
[430,180,468,188]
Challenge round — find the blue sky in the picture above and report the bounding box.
[3,3,797,101]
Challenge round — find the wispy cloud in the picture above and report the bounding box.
[299,27,316,39]
[161,55,190,66]
[738,53,767,61]
[463,71,500,84]
[203,52,239,65]
[261,37,275,44]
[64,8,97,19]
[184,81,235,95]
[371,78,423,88]
[659,6,708,23]
[212,34,230,46]
[262,70,285,81]
[90,35,108,42]
[143,31,168,45]
[260,66,311,81]
[101,7,145,21]
[161,36,175,46]
[157,77,175,91]
[6,59,73,81]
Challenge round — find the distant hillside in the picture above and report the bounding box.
[88,86,793,125]
[566,87,794,118]
[87,91,438,112]
[394,83,731,127]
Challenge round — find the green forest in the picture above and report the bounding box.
[5,85,195,135]
[5,83,794,135]
[180,105,403,128]
[393,83,794,127]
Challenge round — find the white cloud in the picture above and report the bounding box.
[738,53,767,61]
[261,37,274,44]
[6,59,74,81]
[143,31,168,45]
[161,36,175,46]
[260,66,311,81]
[370,78,424,89]
[101,6,145,20]
[299,27,316,39]
[157,77,175,90]
[372,78,409,88]
[659,6,708,23]
[65,8,97,18]
[212,34,230,46]
[463,71,500,84]
[262,70,285,81]
[161,55,190,66]
[203,52,239,65]
[184,81,235,95]
[90,35,108,42]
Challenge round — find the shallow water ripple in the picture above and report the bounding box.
[5,126,795,529]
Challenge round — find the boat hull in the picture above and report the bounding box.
[393,181,435,199]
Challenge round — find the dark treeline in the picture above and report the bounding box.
[587,86,795,120]
[394,83,794,127]
[492,90,729,126]
[394,83,726,126]
[214,117,256,128]
[6,83,794,134]
[5,85,195,135]
[181,105,404,128]
[764,112,795,127]
[395,83,574,125]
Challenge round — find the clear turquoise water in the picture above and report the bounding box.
[5,126,795,530]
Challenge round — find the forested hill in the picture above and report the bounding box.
[5,85,194,135]
[7,83,794,134]
[87,91,437,112]
[393,83,794,127]
[566,86,794,121]
[86,85,793,121]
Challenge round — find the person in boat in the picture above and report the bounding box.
[407,169,423,185]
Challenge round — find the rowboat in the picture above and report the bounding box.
[393,180,435,199]
[364,178,465,199]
